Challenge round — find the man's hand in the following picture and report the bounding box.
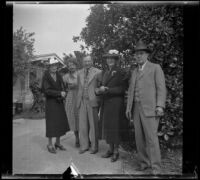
[156,106,164,116]
[61,91,66,98]
[126,109,132,120]
[130,119,134,128]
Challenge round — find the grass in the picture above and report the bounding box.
[161,148,182,174]
[13,110,45,120]
[120,131,182,174]
[120,147,182,175]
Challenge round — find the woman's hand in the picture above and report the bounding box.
[95,86,108,95]
[99,86,108,92]
[95,87,104,95]
[61,91,66,97]
[99,86,105,92]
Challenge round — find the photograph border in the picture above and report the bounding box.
[2,1,199,179]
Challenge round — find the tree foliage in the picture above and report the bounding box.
[13,27,35,84]
[74,4,183,149]
[63,51,87,70]
[29,77,45,113]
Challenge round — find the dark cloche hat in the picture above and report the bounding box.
[103,49,120,59]
[134,40,151,53]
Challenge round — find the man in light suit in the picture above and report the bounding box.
[77,55,101,154]
[126,40,166,175]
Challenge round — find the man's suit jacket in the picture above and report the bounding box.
[126,61,166,117]
[77,67,101,108]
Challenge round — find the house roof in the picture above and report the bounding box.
[31,53,65,66]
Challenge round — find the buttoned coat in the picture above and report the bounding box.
[126,61,166,117]
[76,67,102,109]
[41,71,70,137]
[97,66,129,144]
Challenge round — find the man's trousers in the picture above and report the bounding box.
[79,99,99,151]
[133,102,161,170]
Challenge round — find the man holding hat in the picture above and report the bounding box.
[126,40,166,174]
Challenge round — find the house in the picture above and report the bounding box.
[13,53,66,113]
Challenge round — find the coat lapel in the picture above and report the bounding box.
[79,69,85,86]
[137,61,151,80]
[47,71,58,88]
[87,67,96,85]
[127,69,137,110]
[79,67,98,86]
[104,66,118,86]
[102,70,111,86]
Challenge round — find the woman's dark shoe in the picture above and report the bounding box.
[101,150,114,158]
[54,143,66,151]
[111,153,119,162]
[47,145,57,154]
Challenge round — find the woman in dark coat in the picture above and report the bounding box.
[41,62,70,154]
[95,50,129,162]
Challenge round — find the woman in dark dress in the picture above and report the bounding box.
[41,61,70,154]
[95,50,129,162]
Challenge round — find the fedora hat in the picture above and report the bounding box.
[134,40,151,53]
[103,49,120,59]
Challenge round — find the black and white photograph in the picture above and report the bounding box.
[7,1,198,178]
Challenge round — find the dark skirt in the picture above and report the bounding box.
[100,97,129,145]
[45,98,69,137]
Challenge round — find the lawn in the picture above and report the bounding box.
[120,147,182,175]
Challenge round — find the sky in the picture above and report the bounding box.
[13,4,91,59]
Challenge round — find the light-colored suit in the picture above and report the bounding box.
[126,61,166,170]
[77,67,101,151]
[127,61,166,116]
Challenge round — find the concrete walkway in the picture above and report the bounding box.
[13,118,131,175]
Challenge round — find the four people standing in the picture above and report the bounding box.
[126,40,166,174]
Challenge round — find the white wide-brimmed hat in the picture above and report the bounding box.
[103,49,120,59]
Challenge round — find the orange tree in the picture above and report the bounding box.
[74,4,183,149]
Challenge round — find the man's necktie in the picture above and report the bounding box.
[85,68,89,77]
